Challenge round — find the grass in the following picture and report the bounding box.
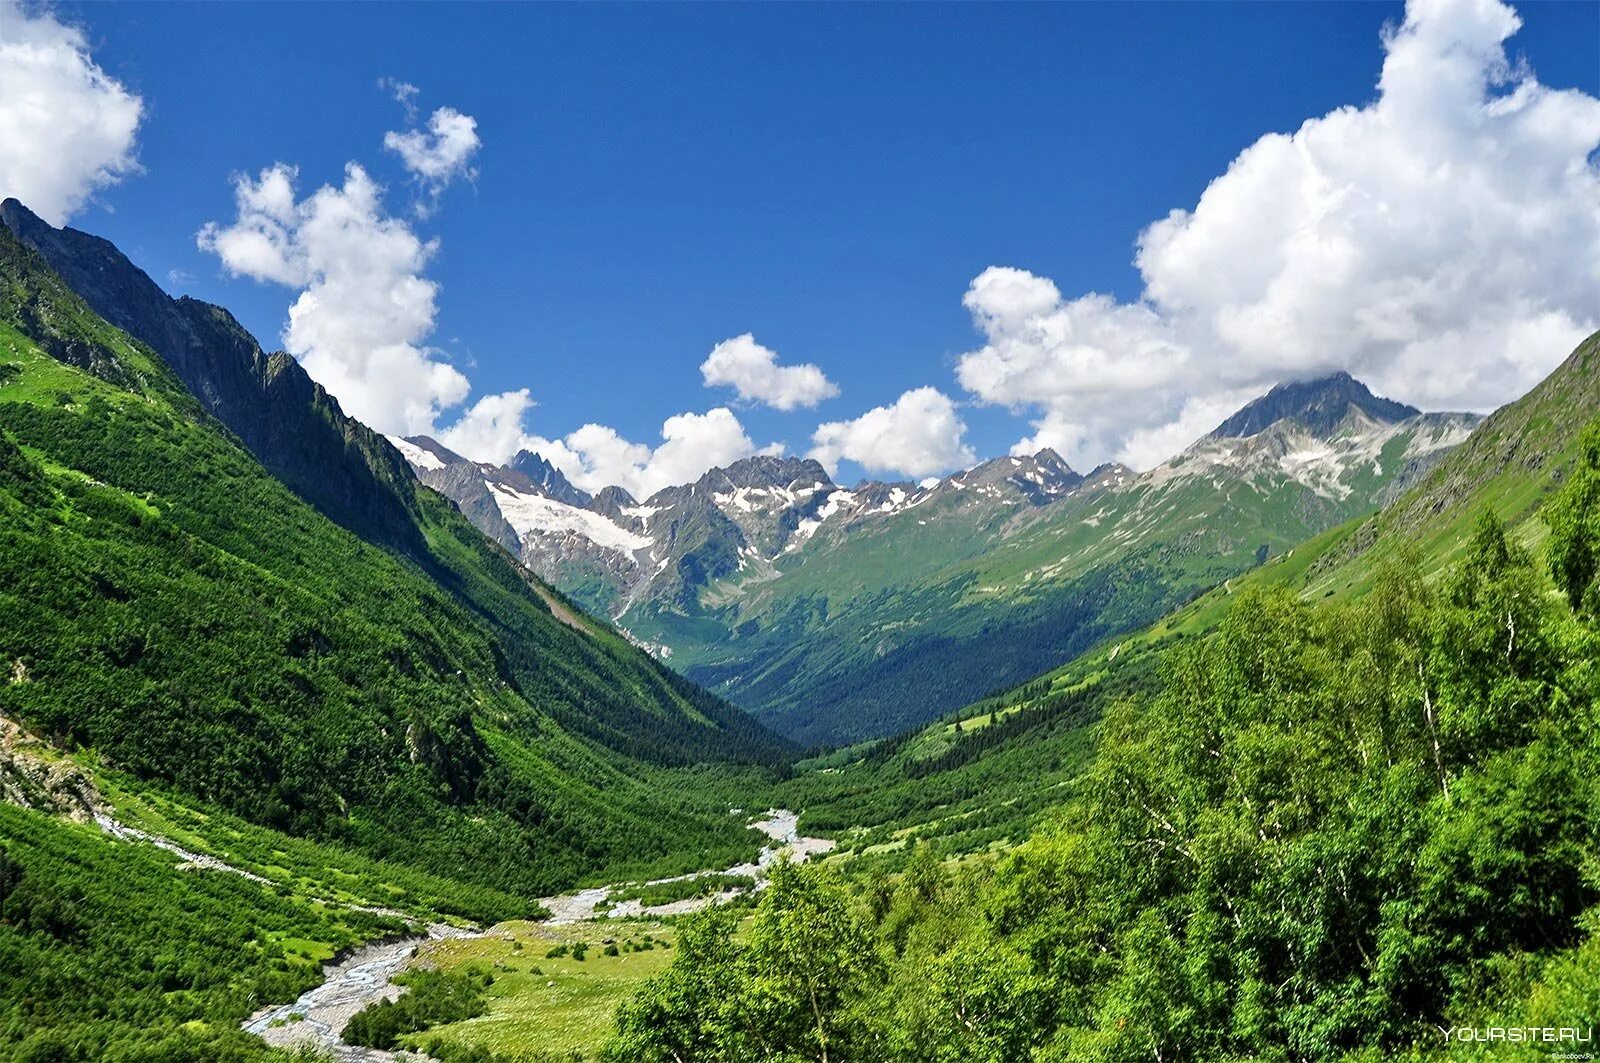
[91,771,535,923]
[406,919,681,1060]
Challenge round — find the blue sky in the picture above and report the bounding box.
[8,0,1600,493]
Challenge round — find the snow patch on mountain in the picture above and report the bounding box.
[1150,409,1479,501]
[388,435,449,471]
[487,483,652,555]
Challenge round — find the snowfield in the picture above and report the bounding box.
[488,483,653,554]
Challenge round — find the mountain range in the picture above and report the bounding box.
[396,370,1480,744]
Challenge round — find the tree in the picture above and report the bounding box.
[608,905,749,1063]
[746,860,884,1063]
[1547,421,1600,618]
[0,844,21,905]
[607,862,883,1063]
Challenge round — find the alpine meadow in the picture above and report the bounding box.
[1,0,1598,1061]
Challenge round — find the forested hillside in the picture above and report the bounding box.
[763,326,1600,859]
[0,216,786,900]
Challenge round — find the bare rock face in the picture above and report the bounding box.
[1208,371,1420,440]
[0,714,106,822]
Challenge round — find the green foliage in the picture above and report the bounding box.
[610,520,1600,1060]
[970,542,1594,1060]
[607,861,884,1062]
[0,805,394,1062]
[344,969,490,1050]
[608,871,756,909]
[1547,420,1600,617]
[772,670,1120,866]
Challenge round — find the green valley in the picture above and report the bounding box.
[0,207,793,1059]
[2,0,1597,1055]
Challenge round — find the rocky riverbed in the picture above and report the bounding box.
[539,807,836,922]
[235,809,833,1058]
[242,925,474,1061]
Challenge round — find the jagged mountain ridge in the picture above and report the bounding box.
[396,438,1089,628]
[400,372,1479,743]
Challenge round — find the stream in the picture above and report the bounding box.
[232,808,833,1060]
[242,925,473,1061]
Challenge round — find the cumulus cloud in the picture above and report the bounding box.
[198,163,470,435]
[438,388,774,499]
[700,333,840,410]
[0,1,142,224]
[197,96,768,497]
[957,0,1600,470]
[434,386,537,462]
[384,105,480,215]
[809,386,974,479]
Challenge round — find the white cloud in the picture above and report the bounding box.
[378,76,420,121]
[700,333,839,410]
[0,1,142,224]
[1109,387,1262,471]
[435,386,538,462]
[809,386,974,479]
[438,389,773,499]
[198,163,470,435]
[384,105,480,215]
[957,0,1600,470]
[197,99,770,498]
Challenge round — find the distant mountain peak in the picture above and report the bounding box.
[590,485,639,520]
[1085,461,1135,489]
[508,450,590,507]
[954,448,1082,503]
[700,454,834,493]
[1210,372,1421,440]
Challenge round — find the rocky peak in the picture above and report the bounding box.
[508,450,590,507]
[1210,372,1420,441]
[702,455,834,493]
[953,449,1083,504]
[590,485,640,521]
[1083,462,1135,490]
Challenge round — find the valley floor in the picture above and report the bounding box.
[162,807,832,1060]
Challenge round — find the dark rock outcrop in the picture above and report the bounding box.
[1210,371,1420,440]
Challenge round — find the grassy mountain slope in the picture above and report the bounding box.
[0,218,785,904]
[783,328,1600,863]
[1,197,425,553]
[0,802,405,1062]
